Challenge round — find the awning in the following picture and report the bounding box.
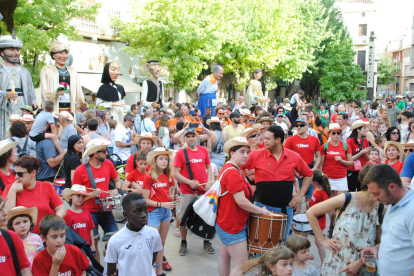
[78,73,142,94]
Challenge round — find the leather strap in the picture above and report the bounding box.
[0,229,21,276]
[85,163,100,205]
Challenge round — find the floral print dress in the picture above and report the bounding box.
[321,200,379,276]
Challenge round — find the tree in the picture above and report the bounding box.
[377,53,397,85]
[0,0,99,87]
[319,37,365,102]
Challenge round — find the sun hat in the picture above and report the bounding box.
[283,103,292,111]
[20,114,35,122]
[62,184,94,202]
[7,206,38,225]
[384,141,404,159]
[57,111,74,121]
[350,119,370,131]
[403,140,414,147]
[257,117,273,124]
[239,109,251,116]
[328,123,341,132]
[396,95,403,99]
[20,105,33,113]
[6,114,21,121]
[206,116,220,125]
[0,139,20,156]
[135,132,157,145]
[146,147,174,163]
[251,123,264,129]
[82,138,111,158]
[223,136,253,154]
[241,128,260,139]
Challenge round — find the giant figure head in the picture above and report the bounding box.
[146,60,161,78]
[0,35,22,64]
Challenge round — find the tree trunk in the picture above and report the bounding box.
[33,53,39,69]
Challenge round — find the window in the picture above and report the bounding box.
[359,24,367,36]
[357,50,366,71]
[362,13,366,17]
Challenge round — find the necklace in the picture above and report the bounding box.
[55,65,69,80]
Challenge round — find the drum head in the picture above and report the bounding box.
[293,213,308,223]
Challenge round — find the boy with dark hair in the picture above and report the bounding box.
[122,150,150,194]
[32,214,90,276]
[106,193,162,276]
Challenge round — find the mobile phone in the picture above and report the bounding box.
[189,123,198,128]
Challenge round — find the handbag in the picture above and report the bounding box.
[193,167,235,226]
[353,137,365,170]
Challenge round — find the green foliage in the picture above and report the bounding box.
[1,0,99,88]
[320,37,365,102]
[377,53,397,85]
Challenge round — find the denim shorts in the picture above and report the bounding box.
[215,223,247,246]
[148,207,172,227]
[90,211,119,239]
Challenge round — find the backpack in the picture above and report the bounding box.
[324,141,347,154]
[10,137,30,158]
[316,127,328,146]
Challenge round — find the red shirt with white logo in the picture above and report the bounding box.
[64,208,95,246]
[285,134,321,165]
[321,142,351,179]
[143,173,174,212]
[32,244,90,276]
[0,169,15,196]
[309,188,330,230]
[125,153,152,174]
[346,137,370,171]
[174,146,210,195]
[0,230,30,276]
[72,160,119,212]
[126,168,149,187]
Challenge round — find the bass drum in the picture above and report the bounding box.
[181,200,216,240]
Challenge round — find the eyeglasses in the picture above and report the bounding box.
[296,124,306,128]
[331,131,341,136]
[249,120,256,122]
[404,148,414,153]
[391,132,399,135]
[248,133,260,139]
[14,171,29,178]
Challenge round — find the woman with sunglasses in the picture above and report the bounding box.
[319,123,353,197]
[63,135,84,189]
[385,126,401,142]
[3,156,66,235]
[384,141,404,174]
[402,140,414,162]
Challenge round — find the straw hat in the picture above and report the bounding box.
[7,206,38,225]
[350,119,370,131]
[20,114,35,122]
[328,123,341,132]
[257,117,273,124]
[206,116,221,125]
[57,111,74,121]
[135,132,157,145]
[251,123,264,129]
[241,128,260,139]
[6,114,21,121]
[223,136,253,154]
[403,140,414,147]
[62,184,94,202]
[283,103,292,111]
[384,141,404,159]
[49,41,70,53]
[0,139,20,156]
[146,147,174,163]
[82,138,111,158]
[239,109,251,116]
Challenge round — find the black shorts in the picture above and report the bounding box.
[30,133,45,142]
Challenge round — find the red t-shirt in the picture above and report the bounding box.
[72,160,118,212]
[367,161,381,165]
[321,142,351,179]
[125,154,152,174]
[331,113,338,123]
[217,164,252,233]
[126,168,149,187]
[0,169,15,196]
[346,137,370,171]
[259,142,265,149]
[174,146,210,195]
[64,208,95,245]
[309,189,330,230]
[143,173,174,212]
[32,244,90,276]
[385,160,404,175]
[285,135,321,165]
[0,230,30,275]
[3,181,63,235]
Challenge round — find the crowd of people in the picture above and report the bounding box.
[0,36,414,276]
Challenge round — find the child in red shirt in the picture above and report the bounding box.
[309,170,331,266]
[122,150,150,194]
[367,148,381,164]
[32,215,90,276]
[62,185,95,248]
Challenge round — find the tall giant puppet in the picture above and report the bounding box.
[141,60,164,109]
[197,65,223,117]
[0,35,38,139]
[245,69,270,109]
[40,41,86,122]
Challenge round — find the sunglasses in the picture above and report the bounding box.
[331,131,341,135]
[218,113,225,115]
[14,171,29,177]
[404,148,414,153]
[296,124,306,128]
[248,133,260,139]
[249,120,256,122]
[97,148,109,153]
[391,132,399,135]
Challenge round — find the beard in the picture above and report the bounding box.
[234,120,241,124]
[97,155,107,163]
[3,53,20,64]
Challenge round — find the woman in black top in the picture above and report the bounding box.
[63,135,84,188]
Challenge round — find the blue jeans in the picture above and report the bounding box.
[90,211,119,239]
[254,202,293,244]
[298,178,314,199]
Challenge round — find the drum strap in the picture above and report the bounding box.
[85,163,100,205]
[183,147,198,194]
[229,164,253,203]
[0,176,5,192]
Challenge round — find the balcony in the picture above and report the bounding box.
[405,69,414,78]
[355,35,368,45]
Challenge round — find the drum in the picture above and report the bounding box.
[100,195,124,212]
[54,179,65,197]
[292,213,312,233]
[247,212,287,254]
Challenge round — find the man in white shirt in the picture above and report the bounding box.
[114,114,137,165]
[141,109,156,136]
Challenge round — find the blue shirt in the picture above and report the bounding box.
[401,153,414,179]
[378,189,414,275]
[36,139,59,180]
[134,114,141,134]
[197,75,218,95]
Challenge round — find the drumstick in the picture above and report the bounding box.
[198,181,215,186]
[85,187,111,194]
[0,197,8,210]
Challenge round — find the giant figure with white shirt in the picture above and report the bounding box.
[197,65,223,117]
[141,60,164,109]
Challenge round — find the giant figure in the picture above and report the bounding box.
[197,65,223,117]
[245,69,270,109]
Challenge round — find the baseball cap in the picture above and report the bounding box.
[252,100,258,105]
[184,128,197,136]
[229,111,241,119]
[295,117,307,124]
[277,113,284,117]
[189,110,196,116]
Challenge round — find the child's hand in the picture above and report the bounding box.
[52,246,66,266]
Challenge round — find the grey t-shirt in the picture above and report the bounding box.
[292,263,319,276]
[36,139,59,180]
[76,112,86,124]
[97,123,109,139]
[29,111,55,137]
[9,136,36,157]
[388,106,402,127]
[60,124,78,151]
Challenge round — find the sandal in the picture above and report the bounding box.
[309,254,314,260]
[174,228,180,237]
